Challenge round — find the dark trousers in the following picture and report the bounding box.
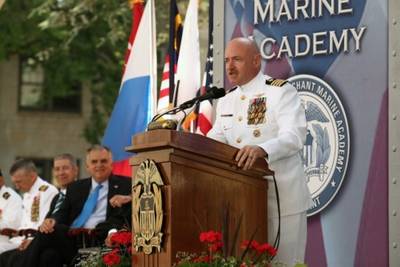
[0,225,76,267]
[0,249,17,267]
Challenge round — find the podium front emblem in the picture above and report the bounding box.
[132,159,164,254]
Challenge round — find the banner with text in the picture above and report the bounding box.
[223,0,387,266]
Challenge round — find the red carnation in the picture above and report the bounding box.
[102,252,121,266]
[240,240,260,250]
[255,242,271,254]
[209,241,223,252]
[110,231,132,246]
[267,245,277,256]
[199,231,222,243]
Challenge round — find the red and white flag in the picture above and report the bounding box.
[157,0,183,113]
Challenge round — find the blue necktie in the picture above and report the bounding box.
[71,184,102,228]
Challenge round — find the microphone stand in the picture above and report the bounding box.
[147,100,199,131]
[148,86,225,131]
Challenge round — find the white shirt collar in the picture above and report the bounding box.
[90,178,109,192]
[27,176,42,195]
[239,71,264,93]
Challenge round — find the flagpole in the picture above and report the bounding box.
[150,0,157,117]
[169,0,176,106]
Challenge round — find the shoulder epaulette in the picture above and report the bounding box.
[2,192,10,200]
[228,86,238,93]
[266,78,287,87]
[39,185,49,192]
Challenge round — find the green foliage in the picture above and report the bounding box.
[0,0,132,143]
[0,0,209,144]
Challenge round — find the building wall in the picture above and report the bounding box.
[0,55,92,184]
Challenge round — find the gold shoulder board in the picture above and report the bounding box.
[39,185,49,192]
[265,78,287,87]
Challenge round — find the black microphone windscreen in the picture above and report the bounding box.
[210,87,226,99]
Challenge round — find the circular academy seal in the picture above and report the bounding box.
[288,74,350,216]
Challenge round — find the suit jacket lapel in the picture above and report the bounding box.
[76,179,92,217]
[106,175,119,218]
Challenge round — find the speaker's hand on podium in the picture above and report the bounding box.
[235,145,267,170]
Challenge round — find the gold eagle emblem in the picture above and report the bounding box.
[132,159,164,255]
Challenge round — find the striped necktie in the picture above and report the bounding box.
[51,192,65,215]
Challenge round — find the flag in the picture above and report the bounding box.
[174,0,201,107]
[122,0,145,75]
[157,1,183,113]
[157,55,173,113]
[196,0,214,135]
[102,0,157,177]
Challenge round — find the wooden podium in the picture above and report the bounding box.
[127,130,273,267]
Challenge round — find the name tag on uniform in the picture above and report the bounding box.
[220,114,233,117]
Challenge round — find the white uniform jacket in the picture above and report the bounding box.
[6,177,58,249]
[0,186,23,253]
[207,72,312,217]
[19,177,58,230]
[0,186,22,230]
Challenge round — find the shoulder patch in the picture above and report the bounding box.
[266,78,287,87]
[228,86,238,93]
[2,192,10,200]
[39,185,49,192]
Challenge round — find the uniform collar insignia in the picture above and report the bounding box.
[2,192,10,199]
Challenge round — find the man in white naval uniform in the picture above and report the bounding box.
[0,154,79,266]
[0,169,23,253]
[207,37,312,266]
[3,159,58,253]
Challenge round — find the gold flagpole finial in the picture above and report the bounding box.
[129,0,144,9]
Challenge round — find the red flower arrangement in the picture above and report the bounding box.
[176,230,278,267]
[240,240,277,257]
[109,231,132,246]
[74,230,136,267]
[102,230,133,267]
[199,230,224,253]
[103,250,122,266]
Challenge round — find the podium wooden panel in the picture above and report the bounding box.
[127,130,273,267]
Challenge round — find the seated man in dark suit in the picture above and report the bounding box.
[6,145,131,267]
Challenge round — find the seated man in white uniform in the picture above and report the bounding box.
[0,168,23,253]
[207,37,312,266]
[0,159,58,253]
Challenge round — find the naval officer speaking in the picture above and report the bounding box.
[207,37,312,266]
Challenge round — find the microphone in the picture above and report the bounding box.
[179,86,226,109]
[148,86,226,131]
